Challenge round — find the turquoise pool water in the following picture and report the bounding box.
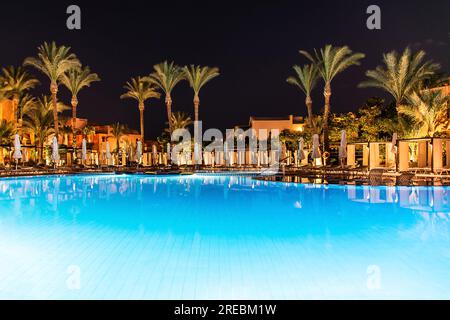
[1,174,450,299]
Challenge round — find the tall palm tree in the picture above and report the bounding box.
[145,61,185,133]
[24,41,81,138]
[120,77,160,142]
[0,120,14,144]
[287,64,319,129]
[60,123,73,145]
[17,93,37,130]
[164,111,193,133]
[398,91,449,137]
[111,122,126,155]
[61,66,100,148]
[0,66,39,131]
[300,45,365,151]
[359,47,440,109]
[22,96,69,163]
[183,65,220,128]
[82,125,96,140]
[0,120,14,165]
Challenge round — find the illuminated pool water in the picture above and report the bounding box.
[1,174,450,299]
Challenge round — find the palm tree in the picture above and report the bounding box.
[397,91,449,137]
[145,61,185,133]
[120,77,160,142]
[17,93,37,130]
[183,65,219,165]
[0,120,14,165]
[60,123,72,146]
[0,120,14,144]
[384,114,419,139]
[111,122,126,155]
[305,115,324,135]
[61,66,100,148]
[22,96,69,163]
[287,64,319,129]
[164,111,192,133]
[359,47,440,109]
[82,125,96,140]
[300,45,365,151]
[24,41,81,138]
[0,66,39,131]
[183,65,220,129]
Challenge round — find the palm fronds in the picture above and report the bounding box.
[359,47,440,106]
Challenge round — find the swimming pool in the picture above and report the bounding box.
[1,174,449,299]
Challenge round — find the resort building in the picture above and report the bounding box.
[238,115,306,139]
[0,99,14,122]
[69,119,141,165]
[429,78,450,96]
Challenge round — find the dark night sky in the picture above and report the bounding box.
[1,0,449,139]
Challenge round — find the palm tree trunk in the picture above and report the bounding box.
[13,95,19,133]
[194,94,200,134]
[323,84,332,152]
[116,139,120,162]
[139,104,145,142]
[165,94,173,134]
[71,95,78,161]
[38,141,43,164]
[50,82,59,139]
[305,95,314,130]
[194,94,200,166]
[34,140,38,164]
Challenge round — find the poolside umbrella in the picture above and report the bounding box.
[250,149,257,165]
[106,141,112,165]
[152,144,158,165]
[391,133,398,153]
[136,141,143,163]
[194,142,202,165]
[339,130,347,160]
[224,141,229,166]
[391,132,398,170]
[215,148,222,165]
[13,134,23,160]
[13,134,22,169]
[298,138,305,162]
[51,136,60,164]
[184,146,191,165]
[81,138,87,163]
[167,143,171,164]
[312,134,321,159]
[238,149,244,166]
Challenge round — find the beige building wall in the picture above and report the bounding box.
[249,115,305,140]
[0,99,14,122]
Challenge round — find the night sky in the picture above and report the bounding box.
[1,0,448,139]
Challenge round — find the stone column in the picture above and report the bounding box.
[369,143,380,169]
[385,143,394,167]
[347,144,356,166]
[418,141,428,168]
[433,139,443,172]
[398,141,409,172]
[446,140,450,167]
[363,145,369,167]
